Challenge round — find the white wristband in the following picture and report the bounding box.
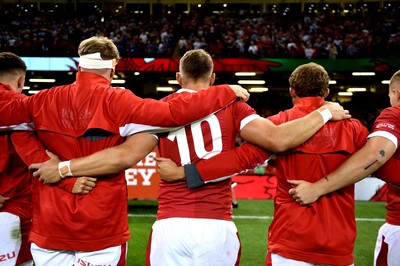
[317,108,332,124]
[58,161,73,178]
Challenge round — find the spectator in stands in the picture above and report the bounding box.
[0,6,398,59]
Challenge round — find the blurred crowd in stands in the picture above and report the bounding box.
[0,6,399,58]
[0,4,394,131]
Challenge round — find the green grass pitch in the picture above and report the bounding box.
[127,199,386,265]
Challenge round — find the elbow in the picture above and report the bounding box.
[259,142,285,153]
[271,144,288,153]
[267,139,292,153]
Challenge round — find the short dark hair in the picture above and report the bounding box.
[0,52,27,76]
[289,62,329,97]
[179,49,213,82]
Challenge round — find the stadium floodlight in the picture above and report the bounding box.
[382,80,390,84]
[111,79,126,84]
[338,92,353,96]
[28,90,41,94]
[29,78,56,83]
[328,80,337,84]
[22,86,30,90]
[352,72,375,76]
[235,72,256,77]
[248,87,269,93]
[157,87,174,92]
[238,80,265,85]
[168,80,179,85]
[347,88,366,92]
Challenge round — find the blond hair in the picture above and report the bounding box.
[78,36,120,61]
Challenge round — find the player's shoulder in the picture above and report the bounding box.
[231,100,253,109]
[381,105,400,116]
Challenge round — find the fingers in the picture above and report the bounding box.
[29,163,40,171]
[228,85,250,102]
[85,181,96,188]
[237,88,250,102]
[155,157,169,162]
[45,150,59,159]
[82,185,94,192]
[38,176,47,184]
[80,177,96,188]
[290,192,305,205]
[287,179,301,185]
[32,170,40,177]
[0,196,10,203]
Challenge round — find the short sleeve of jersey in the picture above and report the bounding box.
[232,101,259,131]
[369,107,400,148]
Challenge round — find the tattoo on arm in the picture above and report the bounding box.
[364,160,378,170]
[364,149,386,170]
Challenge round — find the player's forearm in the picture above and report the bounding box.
[67,133,157,177]
[317,138,395,196]
[243,108,327,153]
[272,109,327,152]
[184,144,269,188]
[69,151,130,176]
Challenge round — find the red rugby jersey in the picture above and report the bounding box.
[157,89,258,221]
[0,72,238,251]
[370,106,400,226]
[193,97,369,265]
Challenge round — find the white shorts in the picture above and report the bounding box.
[31,242,127,266]
[0,212,33,266]
[147,218,241,266]
[374,223,400,266]
[268,253,354,266]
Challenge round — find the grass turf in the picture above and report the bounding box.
[127,199,386,265]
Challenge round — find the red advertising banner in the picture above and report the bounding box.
[126,147,278,200]
[126,148,161,199]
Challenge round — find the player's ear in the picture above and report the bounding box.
[110,68,115,80]
[289,87,297,98]
[395,89,400,101]
[323,88,330,98]
[17,75,25,92]
[209,73,216,86]
[176,72,183,86]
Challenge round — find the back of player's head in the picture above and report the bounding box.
[179,49,213,82]
[390,70,400,90]
[78,36,120,62]
[289,62,329,97]
[0,52,26,77]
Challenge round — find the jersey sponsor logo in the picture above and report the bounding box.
[125,151,157,186]
[61,108,93,130]
[0,252,16,261]
[376,123,395,130]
